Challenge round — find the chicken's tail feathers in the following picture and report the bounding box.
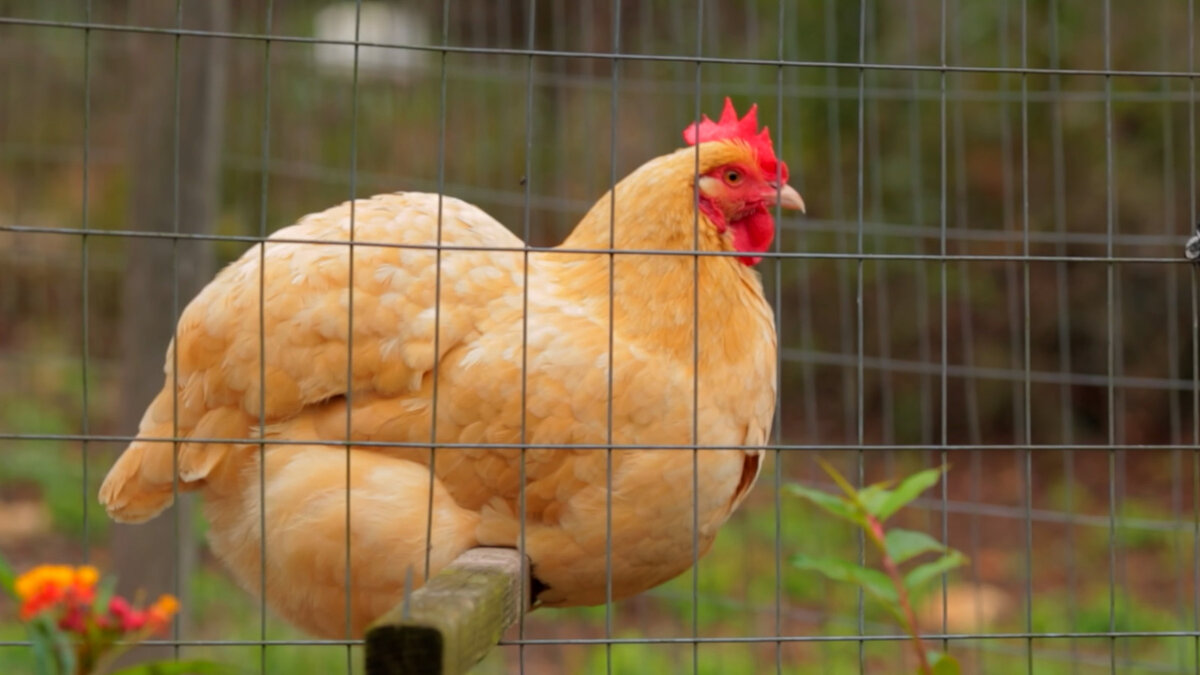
[100,402,249,523]
[98,434,185,523]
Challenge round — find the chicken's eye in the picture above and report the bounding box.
[724,170,742,184]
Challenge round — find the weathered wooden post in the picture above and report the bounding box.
[365,548,530,675]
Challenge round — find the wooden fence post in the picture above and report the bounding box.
[365,548,530,675]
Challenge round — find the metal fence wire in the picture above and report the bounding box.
[2,0,1200,673]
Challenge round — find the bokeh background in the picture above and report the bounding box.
[2,0,1199,672]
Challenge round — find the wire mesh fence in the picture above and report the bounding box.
[1,0,1199,673]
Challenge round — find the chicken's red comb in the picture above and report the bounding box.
[682,97,786,180]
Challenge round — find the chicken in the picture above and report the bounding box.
[99,98,805,638]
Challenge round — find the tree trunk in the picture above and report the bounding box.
[112,0,228,663]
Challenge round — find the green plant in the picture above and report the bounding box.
[789,459,967,675]
[0,554,231,675]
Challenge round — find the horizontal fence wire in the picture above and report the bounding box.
[3,225,1196,264]
[0,15,1198,79]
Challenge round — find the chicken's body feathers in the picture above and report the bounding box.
[101,139,782,637]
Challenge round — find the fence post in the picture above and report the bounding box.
[365,548,529,675]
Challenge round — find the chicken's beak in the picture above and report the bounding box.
[767,183,806,213]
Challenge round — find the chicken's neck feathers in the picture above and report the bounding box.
[546,147,773,363]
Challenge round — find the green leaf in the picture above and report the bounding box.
[929,651,962,675]
[0,550,14,596]
[786,483,863,526]
[858,483,894,517]
[815,457,860,500]
[48,625,77,675]
[108,660,239,675]
[29,626,55,675]
[884,529,947,565]
[904,551,968,592]
[876,466,946,521]
[28,619,73,675]
[790,554,898,605]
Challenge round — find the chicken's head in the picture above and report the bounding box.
[682,98,805,265]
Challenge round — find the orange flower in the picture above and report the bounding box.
[146,594,180,631]
[12,564,180,638]
[14,565,99,621]
[18,582,64,620]
[75,566,99,589]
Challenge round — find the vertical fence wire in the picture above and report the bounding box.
[427,0,451,600]
[938,0,952,665]
[1191,4,1199,674]
[341,3,364,669]
[854,0,868,670]
[518,2,536,673]
[254,4,274,673]
[168,1,183,663]
[1164,1,1188,670]
[864,2,894,459]
[1019,0,1032,672]
[1046,3,1081,671]
[77,0,92,573]
[821,0,856,447]
[1103,1,1118,672]
[690,5,704,673]
[950,3,983,670]
[772,2,786,672]
[606,3,623,672]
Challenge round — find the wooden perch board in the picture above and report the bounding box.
[365,548,529,675]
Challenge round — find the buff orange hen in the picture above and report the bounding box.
[100,98,805,638]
